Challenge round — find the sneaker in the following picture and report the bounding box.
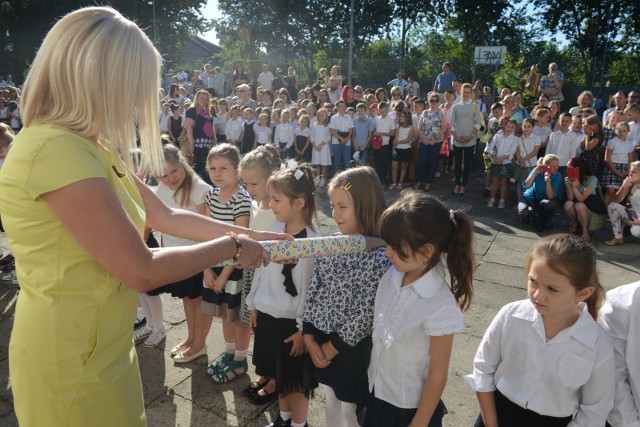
[265,415,292,427]
[11,276,18,285]
[435,171,441,179]
[2,269,16,281]
[133,325,152,341]
[498,200,505,209]
[0,254,14,268]
[487,199,495,208]
[143,329,166,348]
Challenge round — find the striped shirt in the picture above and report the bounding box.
[204,186,251,224]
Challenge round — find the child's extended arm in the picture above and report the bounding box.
[408,334,454,427]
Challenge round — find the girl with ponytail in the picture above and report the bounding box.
[361,191,475,427]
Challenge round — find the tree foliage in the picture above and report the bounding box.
[0,0,209,82]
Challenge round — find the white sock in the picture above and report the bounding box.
[291,420,306,427]
[225,341,236,354]
[146,294,164,331]
[234,349,247,361]
[280,411,292,421]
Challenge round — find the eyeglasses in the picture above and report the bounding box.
[429,99,439,103]
[392,93,401,97]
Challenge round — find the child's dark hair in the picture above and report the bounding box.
[491,102,503,112]
[239,144,279,178]
[268,162,317,230]
[379,192,475,310]
[207,142,241,169]
[526,234,604,319]
[0,122,15,148]
[328,166,386,236]
[522,117,535,127]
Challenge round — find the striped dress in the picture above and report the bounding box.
[201,185,252,322]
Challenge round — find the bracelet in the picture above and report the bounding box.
[245,228,253,236]
[225,232,242,264]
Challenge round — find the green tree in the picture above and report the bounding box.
[0,0,209,83]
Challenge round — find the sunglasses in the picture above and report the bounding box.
[392,93,401,96]
[429,99,439,103]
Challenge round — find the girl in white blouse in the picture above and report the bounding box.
[466,234,614,427]
[363,192,475,427]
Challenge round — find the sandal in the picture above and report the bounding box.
[211,358,248,384]
[206,352,234,376]
[605,238,624,246]
[247,381,278,405]
[242,376,270,398]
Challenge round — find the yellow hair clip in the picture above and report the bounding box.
[341,182,352,191]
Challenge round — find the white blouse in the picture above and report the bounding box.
[599,281,640,427]
[466,299,614,426]
[368,263,464,409]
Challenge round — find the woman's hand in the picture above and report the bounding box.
[235,234,272,269]
[284,330,306,357]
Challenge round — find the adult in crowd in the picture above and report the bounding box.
[328,77,342,105]
[415,91,448,191]
[387,71,407,95]
[232,64,249,89]
[569,90,596,116]
[629,90,640,105]
[499,87,511,101]
[211,66,225,98]
[271,67,286,93]
[164,83,185,107]
[233,83,258,111]
[276,88,294,108]
[502,95,523,123]
[201,63,213,89]
[176,67,188,85]
[185,90,216,180]
[605,161,640,246]
[224,63,235,96]
[563,156,606,242]
[450,83,483,195]
[538,62,564,102]
[257,64,273,92]
[191,70,205,93]
[0,7,283,427]
[340,85,357,109]
[285,66,298,100]
[603,91,628,125]
[518,154,563,232]
[433,62,456,97]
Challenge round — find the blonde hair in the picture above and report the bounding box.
[21,7,164,174]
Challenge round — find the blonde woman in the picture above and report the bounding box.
[0,7,284,426]
[185,89,215,180]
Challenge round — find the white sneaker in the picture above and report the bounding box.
[498,200,505,209]
[134,325,152,341]
[143,329,166,348]
[487,199,495,208]
[2,269,16,281]
[435,171,441,179]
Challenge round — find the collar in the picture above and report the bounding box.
[390,262,447,299]
[513,301,597,348]
[461,99,472,105]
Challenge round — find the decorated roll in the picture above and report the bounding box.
[215,234,372,266]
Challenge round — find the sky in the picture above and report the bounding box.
[199,0,220,44]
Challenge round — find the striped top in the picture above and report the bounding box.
[204,185,252,223]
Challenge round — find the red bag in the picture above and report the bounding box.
[440,138,450,156]
[372,134,383,150]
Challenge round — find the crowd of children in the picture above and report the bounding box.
[2,65,640,426]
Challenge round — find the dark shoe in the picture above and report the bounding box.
[243,376,270,398]
[248,386,278,405]
[134,316,146,330]
[265,415,292,427]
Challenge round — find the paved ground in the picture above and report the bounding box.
[1,171,639,426]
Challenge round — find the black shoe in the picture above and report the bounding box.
[265,415,292,427]
[248,387,278,405]
[134,316,147,330]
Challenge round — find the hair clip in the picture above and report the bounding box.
[294,169,304,180]
[449,209,455,220]
[340,181,352,191]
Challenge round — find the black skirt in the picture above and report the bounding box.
[303,322,371,403]
[362,390,447,427]
[473,389,573,427]
[393,147,412,163]
[583,193,607,214]
[252,311,317,396]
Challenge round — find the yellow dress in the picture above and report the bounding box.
[0,124,147,426]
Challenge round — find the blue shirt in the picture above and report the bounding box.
[353,116,374,147]
[435,72,456,92]
[523,170,562,201]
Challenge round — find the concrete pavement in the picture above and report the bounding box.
[1,171,639,426]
